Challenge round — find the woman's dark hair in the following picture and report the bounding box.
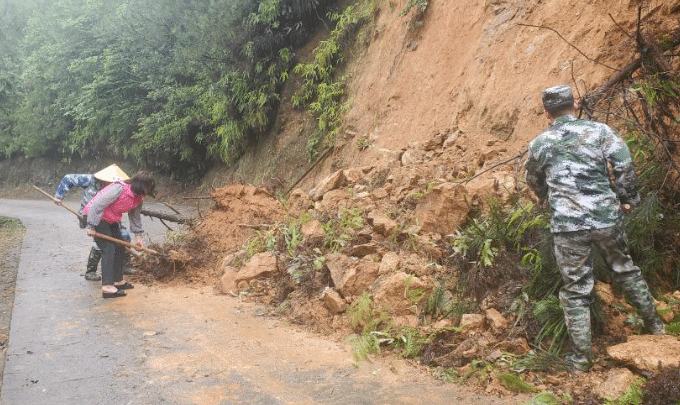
[129,171,155,197]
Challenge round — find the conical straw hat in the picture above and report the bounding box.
[94,164,129,182]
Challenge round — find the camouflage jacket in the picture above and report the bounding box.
[54,174,99,214]
[525,115,640,233]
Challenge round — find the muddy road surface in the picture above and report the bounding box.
[0,199,529,405]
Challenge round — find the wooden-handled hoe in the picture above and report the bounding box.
[31,183,168,259]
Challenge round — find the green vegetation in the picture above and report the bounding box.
[0,0,363,178]
[291,1,380,158]
[497,372,540,394]
[0,217,23,230]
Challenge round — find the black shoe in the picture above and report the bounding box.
[114,282,134,290]
[102,289,127,299]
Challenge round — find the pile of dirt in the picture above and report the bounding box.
[137,132,680,400]
[134,184,285,285]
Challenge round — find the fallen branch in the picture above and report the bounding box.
[453,152,526,185]
[517,23,618,71]
[238,223,274,230]
[580,58,642,117]
[141,208,193,225]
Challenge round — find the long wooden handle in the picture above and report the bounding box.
[31,184,83,218]
[91,231,162,256]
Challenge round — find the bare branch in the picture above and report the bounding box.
[517,23,618,71]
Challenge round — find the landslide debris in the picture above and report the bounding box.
[133,127,680,401]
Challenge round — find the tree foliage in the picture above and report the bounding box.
[0,0,338,178]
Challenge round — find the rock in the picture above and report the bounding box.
[372,271,429,315]
[672,290,680,301]
[594,368,638,400]
[486,349,504,362]
[607,335,680,372]
[460,314,485,332]
[322,287,346,314]
[236,252,277,282]
[301,219,325,245]
[401,148,422,166]
[287,188,313,216]
[422,133,445,151]
[317,189,351,212]
[401,253,431,277]
[366,210,398,237]
[309,170,346,201]
[433,318,453,329]
[464,172,517,205]
[498,338,530,355]
[349,243,379,257]
[414,182,469,235]
[326,254,379,297]
[443,130,460,148]
[343,166,372,186]
[220,249,248,270]
[485,308,508,333]
[378,252,400,275]
[370,187,389,200]
[326,253,357,286]
[417,235,443,260]
[217,265,239,293]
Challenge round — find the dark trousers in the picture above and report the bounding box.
[93,221,125,285]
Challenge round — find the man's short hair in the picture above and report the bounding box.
[542,85,574,115]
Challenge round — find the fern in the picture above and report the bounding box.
[522,392,562,405]
[532,296,567,353]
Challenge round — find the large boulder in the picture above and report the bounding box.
[607,335,680,372]
[594,368,638,401]
[301,219,326,245]
[218,265,239,294]
[378,252,400,275]
[366,210,398,237]
[236,252,278,282]
[414,182,469,235]
[316,189,352,212]
[372,271,429,315]
[309,170,346,201]
[326,254,379,297]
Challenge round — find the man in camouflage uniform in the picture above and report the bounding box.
[54,165,135,281]
[525,85,665,372]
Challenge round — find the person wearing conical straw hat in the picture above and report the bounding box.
[83,171,155,298]
[53,164,135,281]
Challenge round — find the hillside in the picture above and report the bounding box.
[139,0,680,403]
[222,0,677,192]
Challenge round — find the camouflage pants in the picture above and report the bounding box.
[553,222,657,357]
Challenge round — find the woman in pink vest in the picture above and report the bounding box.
[83,171,155,298]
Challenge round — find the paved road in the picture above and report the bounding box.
[0,199,529,405]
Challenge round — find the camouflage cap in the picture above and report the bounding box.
[542,85,574,113]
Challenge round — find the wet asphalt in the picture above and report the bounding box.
[0,199,177,404]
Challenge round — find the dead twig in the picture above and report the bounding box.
[162,202,181,215]
[238,223,274,230]
[517,23,618,71]
[453,152,526,185]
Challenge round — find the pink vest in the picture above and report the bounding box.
[84,182,143,224]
